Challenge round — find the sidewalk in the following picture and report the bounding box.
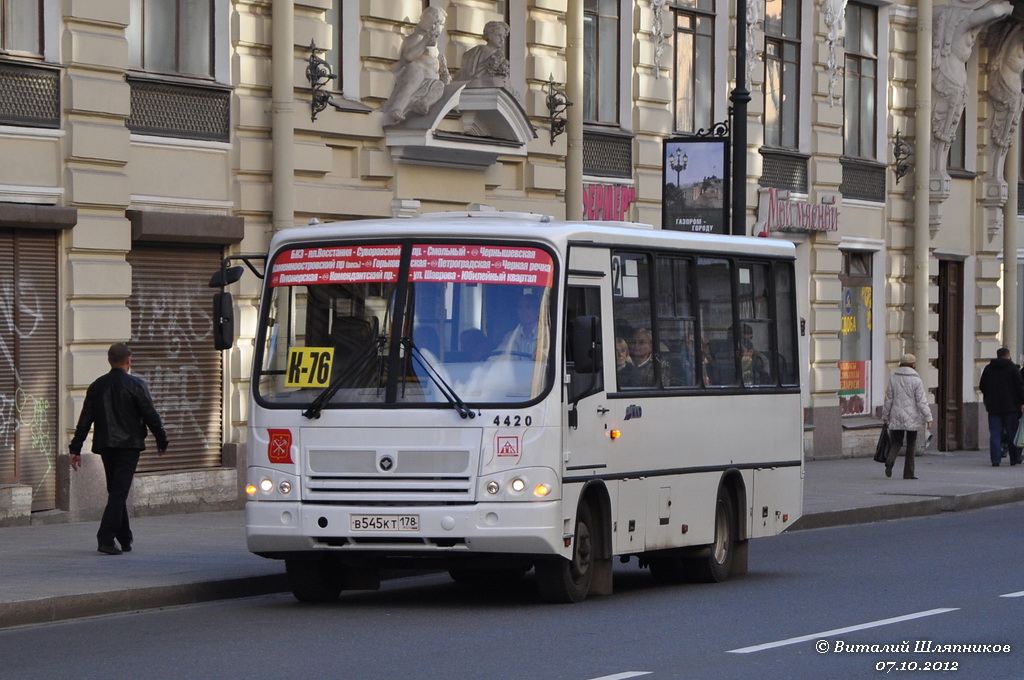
[2,450,1022,629]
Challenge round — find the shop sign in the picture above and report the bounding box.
[755,187,839,236]
[582,184,637,221]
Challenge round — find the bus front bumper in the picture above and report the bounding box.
[245,500,568,558]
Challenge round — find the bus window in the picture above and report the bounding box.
[739,263,775,387]
[774,263,799,385]
[612,252,670,390]
[255,241,556,409]
[697,257,737,386]
[566,286,603,402]
[656,256,698,388]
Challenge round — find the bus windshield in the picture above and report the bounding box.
[255,241,555,410]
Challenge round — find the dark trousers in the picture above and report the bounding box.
[988,412,1022,465]
[97,449,141,548]
[885,429,918,479]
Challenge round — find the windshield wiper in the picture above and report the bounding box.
[404,339,475,419]
[303,336,386,419]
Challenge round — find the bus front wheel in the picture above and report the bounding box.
[286,557,344,603]
[535,503,594,603]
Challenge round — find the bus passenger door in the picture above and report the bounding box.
[563,271,614,479]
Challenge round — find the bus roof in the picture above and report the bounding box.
[271,213,797,260]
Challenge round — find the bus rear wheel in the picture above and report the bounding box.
[285,557,344,603]
[691,487,736,583]
[535,503,594,603]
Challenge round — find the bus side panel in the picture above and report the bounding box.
[749,464,804,538]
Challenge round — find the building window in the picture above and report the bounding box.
[1,0,42,54]
[839,251,873,417]
[326,3,342,93]
[763,0,800,149]
[949,116,966,171]
[127,0,213,78]
[843,2,877,160]
[583,0,619,124]
[673,0,714,133]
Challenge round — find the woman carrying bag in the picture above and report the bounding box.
[881,353,933,479]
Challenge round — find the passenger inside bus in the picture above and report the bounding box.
[740,324,773,386]
[626,327,669,388]
[615,337,638,387]
[496,292,541,358]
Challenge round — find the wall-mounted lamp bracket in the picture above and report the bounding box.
[306,40,337,123]
[545,75,571,145]
[695,117,731,138]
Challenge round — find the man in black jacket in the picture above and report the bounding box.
[70,343,168,555]
[979,347,1024,467]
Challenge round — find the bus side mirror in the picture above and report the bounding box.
[572,315,602,374]
[213,292,235,350]
[209,265,244,289]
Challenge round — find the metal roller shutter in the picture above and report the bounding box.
[127,245,223,472]
[0,229,59,510]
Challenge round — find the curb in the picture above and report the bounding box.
[789,487,1024,532]
[0,574,288,630]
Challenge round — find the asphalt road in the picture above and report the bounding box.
[3,503,1022,680]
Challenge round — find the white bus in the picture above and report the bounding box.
[212,212,803,603]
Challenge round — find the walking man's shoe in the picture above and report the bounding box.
[119,539,133,553]
[97,544,123,556]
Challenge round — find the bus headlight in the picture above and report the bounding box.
[479,468,559,501]
[247,468,300,501]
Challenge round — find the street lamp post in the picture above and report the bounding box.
[670,148,689,188]
[731,0,750,236]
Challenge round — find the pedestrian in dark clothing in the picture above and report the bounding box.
[69,343,168,555]
[881,353,932,479]
[979,347,1024,467]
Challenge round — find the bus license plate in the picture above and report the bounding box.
[350,514,420,532]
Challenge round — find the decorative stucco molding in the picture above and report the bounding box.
[651,0,669,80]
[824,0,849,106]
[747,0,763,91]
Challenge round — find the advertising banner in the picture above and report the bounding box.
[662,138,730,234]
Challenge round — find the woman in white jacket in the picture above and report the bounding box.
[882,353,933,479]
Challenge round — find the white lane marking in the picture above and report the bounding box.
[587,673,652,680]
[1000,591,1024,598]
[727,608,960,654]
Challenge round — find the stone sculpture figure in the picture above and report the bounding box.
[985,19,1024,187]
[931,0,1013,185]
[454,21,510,89]
[381,7,452,126]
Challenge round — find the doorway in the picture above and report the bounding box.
[936,259,964,451]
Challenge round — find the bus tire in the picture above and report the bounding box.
[535,503,595,603]
[691,486,736,583]
[286,557,344,603]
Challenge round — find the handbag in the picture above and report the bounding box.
[873,424,891,463]
[1014,418,1024,449]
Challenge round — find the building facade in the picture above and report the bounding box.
[0,0,1020,524]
